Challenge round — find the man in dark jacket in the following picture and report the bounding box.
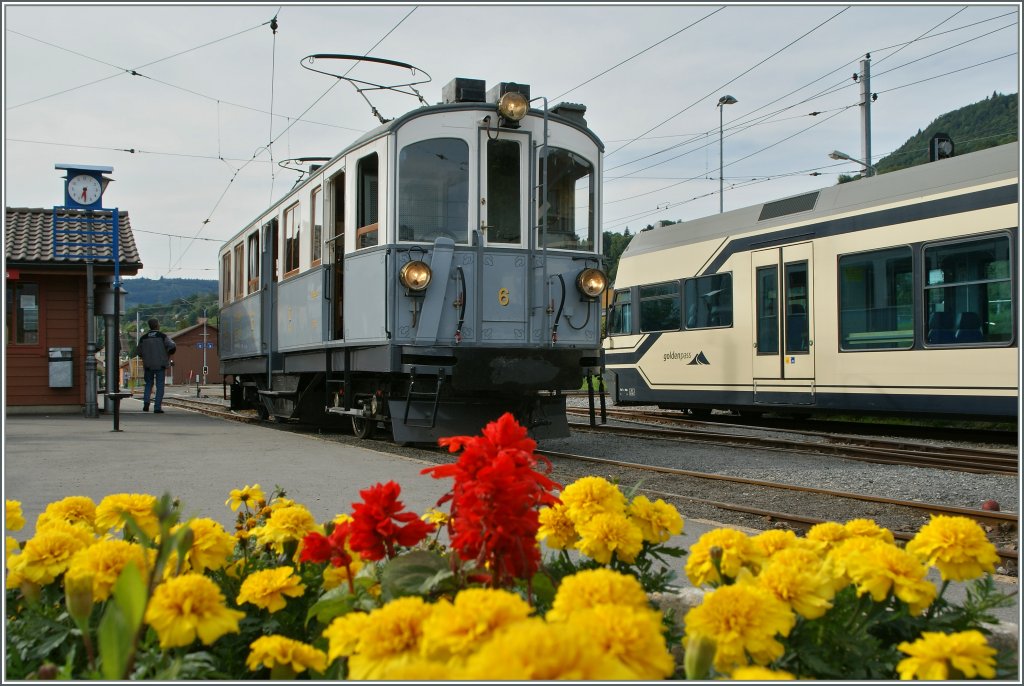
[138,318,176,413]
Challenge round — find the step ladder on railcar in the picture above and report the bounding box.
[403,367,445,429]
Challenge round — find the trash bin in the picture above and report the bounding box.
[48,347,73,388]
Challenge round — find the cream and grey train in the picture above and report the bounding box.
[603,143,1018,420]
[218,77,608,443]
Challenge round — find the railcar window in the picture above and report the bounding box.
[398,138,469,243]
[247,232,260,294]
[924,235,1012,345]
[311,186,322,265]
[756,266,779,354]
[684,274,733,328]
[639,282,680,332]
[221,253,231,303]
[838,247,912,350]
[607,290,633,335]
[784,262,809,354]
[233,244,244,299]
[7,282,39,345]
[486,138,520,243]
[539,148,594,251]
[283,203,300,276]
[356,153,379,249]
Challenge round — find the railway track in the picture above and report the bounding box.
[566,407,1018,476]
[163,395,1018,569]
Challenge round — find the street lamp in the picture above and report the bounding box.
[717,95,738,213]
[829,150,877,177]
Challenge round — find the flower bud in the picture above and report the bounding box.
[64,572,94,625]
[20,579,42,605]
[684,633,717,680]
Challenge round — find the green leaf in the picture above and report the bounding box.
[112,562,147,633]
[380,551,449,601]
[97,603,131,681]
[306,586,357,626]
[529,572,557,609]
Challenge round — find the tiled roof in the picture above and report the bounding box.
[165,321,219,338]
[5,207,143,267]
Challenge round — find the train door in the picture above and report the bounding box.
[478,130,530,335]
[751,243,815,402]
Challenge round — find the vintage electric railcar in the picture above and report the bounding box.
[604,143,1019,420]
[218,76,608,443]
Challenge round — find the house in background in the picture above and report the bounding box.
[165,320,223,385]
[5,207,142,413]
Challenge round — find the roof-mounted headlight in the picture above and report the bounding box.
[400,260,432,292]
[497,91,529,124]
[576,268,607,299]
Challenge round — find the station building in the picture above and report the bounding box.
[165,320,223,386]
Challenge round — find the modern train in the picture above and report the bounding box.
[218,72,608,443]
[603,143,1019,421]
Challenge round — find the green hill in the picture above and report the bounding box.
[121,276,217,310]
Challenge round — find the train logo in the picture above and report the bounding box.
[687,352,711,366]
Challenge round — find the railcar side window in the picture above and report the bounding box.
[684,274,733,328]
[221,253,231,303]
[639,282,680,332]
[838,247,912,350]
[607,290,633,335]
[398,138,469,243]
[756,266,779,354]
[283,203,300,276]
[233,244,244,299]
[923,235,1012,345]
[311,186,323,265]
[540,148,594,251]
[356,153,379,249]
[247,232,260,294]
[784,262,809,354]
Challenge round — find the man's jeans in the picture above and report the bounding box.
[143,367,165,410]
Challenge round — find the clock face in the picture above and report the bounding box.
[68,174,102,206]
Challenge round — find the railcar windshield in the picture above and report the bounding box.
[398,138,469,243]
[539,147,595,251]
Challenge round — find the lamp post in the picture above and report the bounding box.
[829,149,877,177]
[717,95,737,213]
[202,308,208,385]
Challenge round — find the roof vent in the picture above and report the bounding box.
[551,102,587,126]
[442,77,486,104]
[758,191,819,221]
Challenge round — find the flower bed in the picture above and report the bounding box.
[4,413,1017,680]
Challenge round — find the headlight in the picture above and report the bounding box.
[497,91,529,122]
[400,260,432,292]
[576,268,607,299]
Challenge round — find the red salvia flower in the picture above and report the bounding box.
[300,521,355,568]
[423,412,562,587]
[348,481,435,560]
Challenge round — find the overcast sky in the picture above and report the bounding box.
[3,2,1020,280]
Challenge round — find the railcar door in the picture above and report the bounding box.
[751,243,815,402]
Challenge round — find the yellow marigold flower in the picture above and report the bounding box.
[461,617,637,680]
[31,519,95,550]
[729,665,796,680]
[420,588,533,662]
[250,504,320,555]
[236,566,306,613]
[17,528,92,585]
[65,539,149,602]
[95,493,159,538]
[6,500,26,531]
[144,573,244,649]
[421,508,449,526]
[628,494,684,543]
[547,568,650,621]
[173,518,235,574]
[36,496,96,533]
[333,513,354,525]
[536,503,579,550]
[323,596,434,680]
[560,603,674,679]
[905,514,1000,582]
[842,538,936,615]
[6,536,20,561]
[269,496,296,511]
[897,629,997,680]
[559,476,627,523]
[757,547,835,620]
[751,529,802,561]
[826,535,877,591]
[225,484,265,512]
[576,512,644,564]
[685,528,762,587]
[322,558,364,591]
[6,548,26,589]
[246,635,327,674]
[844,518,895,543]
[684,583,796,674]
[374,657,454,680]
[805,521,849,553]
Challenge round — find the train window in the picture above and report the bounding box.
[221,253,231,303]
[539,148,594,251]
[398,138,469,243]
[233,244,244,299]
[283,203,300,276]
[607,290,632,336]
[486,138,520,244]
[639,282,680,332]
[923,235,1012,345]
[247,232,260,294]
[356,153,379,249]
[7,282,39,345]
[784,262,809,354]
[838,246,912,350]
[756,266,779,354]
[684,274,732,328]
[311,186,322,265]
